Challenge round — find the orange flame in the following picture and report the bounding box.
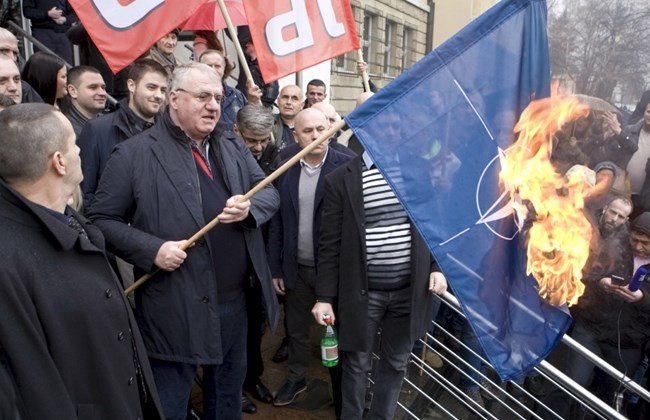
[499,95,593,306]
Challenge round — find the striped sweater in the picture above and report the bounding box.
[362,161,412,291]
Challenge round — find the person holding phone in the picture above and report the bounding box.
[545,202,650,417]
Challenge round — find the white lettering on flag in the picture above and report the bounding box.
[92,0,164,30]
[266,0,347,56]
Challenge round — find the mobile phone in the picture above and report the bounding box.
[611,275,626,286]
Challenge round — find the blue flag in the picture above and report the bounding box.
[345,0,570,380]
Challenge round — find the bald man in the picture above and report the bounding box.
[272,84,303,149]
[268,108,351,413]
[279,100,355,161]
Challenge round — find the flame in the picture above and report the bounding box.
[500,95,593,307]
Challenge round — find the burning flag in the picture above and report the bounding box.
[345,0,572,381]
[500,96,593,306]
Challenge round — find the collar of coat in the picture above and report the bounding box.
[0,179,103,252]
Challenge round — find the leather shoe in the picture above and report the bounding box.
[242,394,257,414]
[273,378,307,406]
[245,380,273,404]
[272,338,289,363]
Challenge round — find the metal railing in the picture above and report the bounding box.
[388,291,649,419]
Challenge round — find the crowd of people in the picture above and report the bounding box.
[0,11,450,419]
[1,3,650,419]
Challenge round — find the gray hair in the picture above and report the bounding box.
[0,103,67,182]
[169,62,220,91]
[236,104,274,134]
[0,28,17,44]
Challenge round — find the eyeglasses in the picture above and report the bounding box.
[241,135,271,147]
[175,88,223,104]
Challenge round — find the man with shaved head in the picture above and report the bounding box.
[272,84,303,150]
[0,103,163,418]
[268,108,351,413]
[280,100,355,161]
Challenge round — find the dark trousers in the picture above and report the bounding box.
[245,279,264,386]
[31,28,73,64]
[149,294,247,420]
[341,287,413,420]
[285,264,342,416]
[286,265,318,382]
[543,322,644,418]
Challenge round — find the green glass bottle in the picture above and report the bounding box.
[321,315,339,367]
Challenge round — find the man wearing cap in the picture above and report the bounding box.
[547,204,650,416]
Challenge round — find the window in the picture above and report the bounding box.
[362,13,377,74]
[401,27,414,71]
[336,6,359,72]
[383,20,396,76]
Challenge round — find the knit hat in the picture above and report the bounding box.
[632,212,650,236]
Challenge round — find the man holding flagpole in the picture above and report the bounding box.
[89,62,280,419]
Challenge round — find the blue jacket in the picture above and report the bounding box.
[220,83,246,133]
[267,147,352,289]
[88,110,280,364]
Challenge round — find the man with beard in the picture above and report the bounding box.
[546,197,650,416]
[77,58,167,208]
[63,65,106,136]
[88,62,279,419]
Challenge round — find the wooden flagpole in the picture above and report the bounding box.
[124,119,347,295]
[357,49,370,92]
[216,0,254,86]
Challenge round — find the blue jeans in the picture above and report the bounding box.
[150,293,247,420]
[341,287,413,420]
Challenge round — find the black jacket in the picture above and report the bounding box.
[573,224,650,349]
[22,0,76,31]
[316,156,440,352]
[88,110,280,364]
[78,101,153,209]
[268,147,352,289]
[0,180,162,419]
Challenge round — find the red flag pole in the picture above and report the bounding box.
[124,119,347,295]
[216,0,254,87]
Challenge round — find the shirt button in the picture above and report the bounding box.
[202,296,210,303]
[105,288,113,298]
[128,377,134,385]
[117,331,125,341]
[360,289,367,296]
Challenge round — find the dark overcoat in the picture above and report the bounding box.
[88,111,280,365]
[267,147,352,289]
[0,181,163,419]
[316,156,439,352]
[78,101,149,208]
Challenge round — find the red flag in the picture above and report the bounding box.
[181,0,247,31]
[68,0,207,74]
[243,0,359,83]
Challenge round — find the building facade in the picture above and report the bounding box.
[329,0,500,115]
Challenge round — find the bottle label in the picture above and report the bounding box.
[321,345,338,361]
